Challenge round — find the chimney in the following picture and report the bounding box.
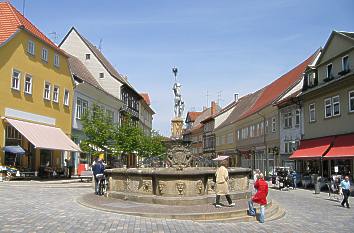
[234,93,239,102]
[211,101,217,115]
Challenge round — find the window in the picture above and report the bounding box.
[307,72,316,86]
[24,74,32,94]
[326,64,333,78]
[260,122,264,135]
[76,97,88,119]
[54,53,60,67]
[41,48,48,62]
[53,86,59,103]
[265,120,269,134]
[85,54,91,60]
[324,98,332,118]
[342,56,349,72]
[44,82,51,100]
[271,117,276,132]
[227,133,233,144]
[11,69,21,90]
[99,72,104,79]
[332,96,340,116]
[309,103,316,122]
[349,91,354,113]
[106,109,114,122]
[284,112,292,128]
[284,142,289,154]
[237,130,240,140]
[27,40,35,55]
[295,109,300,126]
[64,89,70,106]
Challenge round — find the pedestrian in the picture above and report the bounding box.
[248,173,269,223]
[292,170,297,189]
[214,159,235,208]
[340,176,351,208]
[92,158,105,195]
[66,158,73,178]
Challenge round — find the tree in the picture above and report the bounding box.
[80,105,117,156]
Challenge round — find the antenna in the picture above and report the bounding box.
[49,32,59,44]
[206,90,210,108]
[99,38,103,52]
[22,0,26,16]
[217,91,224,107]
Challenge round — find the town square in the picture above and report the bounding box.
[0,1,354,232]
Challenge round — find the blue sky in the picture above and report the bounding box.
[9,0,354,136]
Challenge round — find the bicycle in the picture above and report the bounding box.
[96,174,108,196]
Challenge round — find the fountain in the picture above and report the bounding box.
[104,67,251,205]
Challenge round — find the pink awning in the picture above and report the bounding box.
[5,118,81,152]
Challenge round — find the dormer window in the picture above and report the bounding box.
[326,64,333,79]
[342,55,349,72]
[307,72,316,87]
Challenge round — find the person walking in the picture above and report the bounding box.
[248,173,269,223]
[340,176,351,208]
[214,159,235,208]
[292,170,297,189]
[92,158,105,195]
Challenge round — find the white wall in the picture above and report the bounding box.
[60,29,122,99]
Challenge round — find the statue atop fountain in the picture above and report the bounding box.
[171,67,184,139]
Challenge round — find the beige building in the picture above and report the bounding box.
[291,31,354,179]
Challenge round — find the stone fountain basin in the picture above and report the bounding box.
[105,167,251,206]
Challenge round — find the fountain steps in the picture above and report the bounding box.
[77,193,285,222]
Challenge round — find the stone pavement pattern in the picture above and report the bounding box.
[0,182,353,233]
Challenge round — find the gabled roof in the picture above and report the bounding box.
[140,93,151,105]
[239,50,319,120]
[67,54,104,91]
[316,31,354,65]
[185,111,202,123]
[60,27,129,86]
[139,92,155,114]
[338,31,354,40]
[0,2,63,53]
[67,54,122,102]
[215,89,263,130]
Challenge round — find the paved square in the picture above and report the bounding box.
[0,182,353,233]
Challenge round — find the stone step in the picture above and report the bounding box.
[197,201,283,223]
[77,193,286,222]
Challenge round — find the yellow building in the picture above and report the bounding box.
[0,2,80,176]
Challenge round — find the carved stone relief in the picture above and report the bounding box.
[176,181,186,195]
[195,180,203,194]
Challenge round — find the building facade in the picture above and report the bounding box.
[291,31,354,179]
[0,2,80,174]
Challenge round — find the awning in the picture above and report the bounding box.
[5,118,81,152]
[3,145,25,155]
[324,133,354,159]
[289,136,334,159]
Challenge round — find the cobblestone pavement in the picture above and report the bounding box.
[0,182,353,233]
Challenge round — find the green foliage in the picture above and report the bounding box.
[81,108,166,160]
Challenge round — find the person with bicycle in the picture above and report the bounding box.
[92,157,105,195]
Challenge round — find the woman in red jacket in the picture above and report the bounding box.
[248,173,268,223]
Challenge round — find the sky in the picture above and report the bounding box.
[8,0,354,136]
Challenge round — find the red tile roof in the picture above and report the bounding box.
[240,50,320,120]
[186,112,202,122]
[140,93,151,105]
[0,2,59,51]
